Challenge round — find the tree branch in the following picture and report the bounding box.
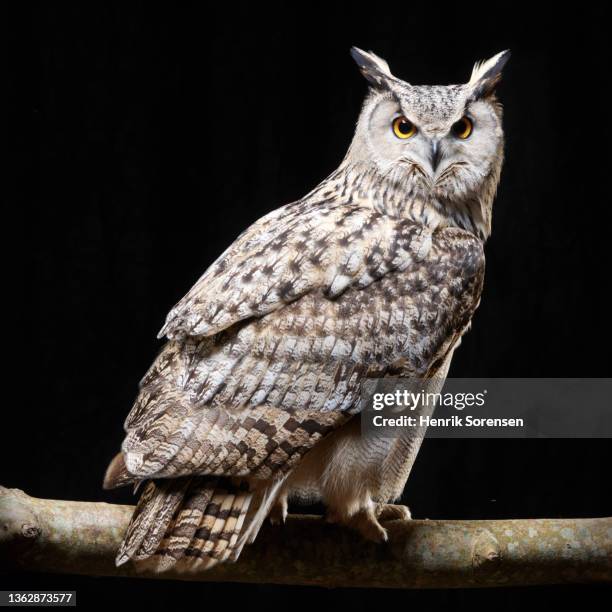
[1,486,610,588]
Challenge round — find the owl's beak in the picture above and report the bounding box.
[429,140,442,173]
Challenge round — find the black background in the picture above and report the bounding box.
[6,2,610,608]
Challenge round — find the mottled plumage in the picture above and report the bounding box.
[104,47,509,571]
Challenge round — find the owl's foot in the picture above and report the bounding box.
[376,503,411,522]
[268,495,288,525]
[344,507,388,543]
[350,508,388,543]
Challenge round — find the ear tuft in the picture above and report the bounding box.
[350,47,395,88]
[468,50,511,98]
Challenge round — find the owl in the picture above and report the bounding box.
[104,47,509,571]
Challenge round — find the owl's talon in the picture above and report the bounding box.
[376,503,411,522]
[346,508,388,543]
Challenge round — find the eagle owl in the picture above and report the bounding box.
[104,47,509,571]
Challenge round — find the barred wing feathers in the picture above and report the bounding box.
[158,199,434,340]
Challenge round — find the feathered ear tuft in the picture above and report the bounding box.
[350,47,396,88]
[467,50,511,99]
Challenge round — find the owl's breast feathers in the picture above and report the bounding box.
[109,196,484,489]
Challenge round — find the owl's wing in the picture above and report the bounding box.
[116,224,484,484]
[158,198,433,340]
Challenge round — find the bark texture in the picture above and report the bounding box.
[1,486,610,588]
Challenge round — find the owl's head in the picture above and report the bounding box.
[346,48,510,238]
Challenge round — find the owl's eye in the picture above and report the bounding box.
[392,116,417,139]
[451,116,473,139]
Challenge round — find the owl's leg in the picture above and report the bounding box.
[376,503,411,521]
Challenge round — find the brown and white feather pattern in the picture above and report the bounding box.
[122,170,483,483]
[107,164,484,569]
[105,47,507,571]
[159,173,434,341]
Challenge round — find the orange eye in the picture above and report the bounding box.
[392,116,417,139]
[451,116,473,139]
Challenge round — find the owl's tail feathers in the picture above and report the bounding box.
[113,475,281,572]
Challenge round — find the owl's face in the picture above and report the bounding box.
[348,49,509,216]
